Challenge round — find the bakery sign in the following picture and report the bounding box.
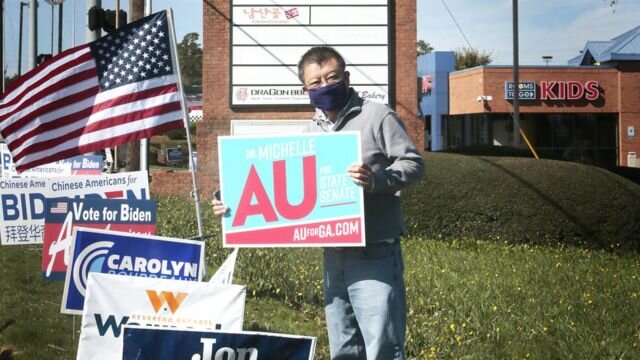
[505,80,601,101]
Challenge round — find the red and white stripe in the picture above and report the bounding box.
[50,202,69,214]
[0,44,184,172]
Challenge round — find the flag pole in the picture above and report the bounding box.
[166,8,204,242]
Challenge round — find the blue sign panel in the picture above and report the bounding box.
[61,228,204,314]
[42,198,157,281]
[122,326,315,360]
[505,81,536,100]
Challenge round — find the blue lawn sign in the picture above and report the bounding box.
[122,326,316,360]
[61,227,204,314]
[166,147,183,163]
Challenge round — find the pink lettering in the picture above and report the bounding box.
[540,81,557,100]
[232,165,278,227]
[584,81,600,100]
[273,156,317,220]
[566,81,584,100]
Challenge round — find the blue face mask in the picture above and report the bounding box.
[308,81,349,111]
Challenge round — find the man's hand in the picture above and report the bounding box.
[347,162,374,191]
[211,199,229,217]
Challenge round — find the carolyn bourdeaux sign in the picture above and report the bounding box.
[122,326,315,360]
[218,132,365,247]
[61,227,205,315]
[79,273,246,360]
[0,171,149,245]
[42,198,157,281]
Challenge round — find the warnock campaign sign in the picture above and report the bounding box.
[122,326,315,360]
[61,227,205,315]
[42,198,157,281]
[78,273,246,360]
[218,132,365,247]
[0,171,149,245]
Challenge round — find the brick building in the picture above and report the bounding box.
[195,0,420,199]
[419,25,640,168]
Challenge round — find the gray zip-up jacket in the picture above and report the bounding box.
[307,89,425,243]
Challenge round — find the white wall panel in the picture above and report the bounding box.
[310,7,387,25]
[232,46,388,66]
[233,26,388,46]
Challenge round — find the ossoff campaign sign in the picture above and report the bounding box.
[122,326,315,360]
[42,198,157,281]
[62,228,205,314]
[218,132,365,247]
[0,171,149,245]
[79,273,246,360]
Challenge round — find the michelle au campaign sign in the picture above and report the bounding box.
[218,132,365,247]
[122,326,315,360]
[78,273,245,360]
[42,197,157,281]
[61,227,204,314]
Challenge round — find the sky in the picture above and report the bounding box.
[419,0,640,65]
[3,0,640,78]
[2,0,202,77]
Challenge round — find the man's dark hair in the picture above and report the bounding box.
[297,46,346,84]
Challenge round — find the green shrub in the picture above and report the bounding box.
[402,153,640,251]
[165,128,187,140]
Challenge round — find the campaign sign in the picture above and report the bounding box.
[0,151,103,178]
[79,273,245,360]
[61,227,205,314]
[0,171,149,245]
[166,147,183,163]
[42,198,157,281]
[218,132,365,247]
[63,155,104,175]
[122,326,315,360]
[0,143,15,178]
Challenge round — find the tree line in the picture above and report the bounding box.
[417,40,492,70]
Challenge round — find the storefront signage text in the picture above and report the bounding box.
[504,80,600,101]
[539,80,600,101]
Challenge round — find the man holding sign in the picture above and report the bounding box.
[214,46,424,359]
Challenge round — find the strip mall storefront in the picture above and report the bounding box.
[446,65,640,168]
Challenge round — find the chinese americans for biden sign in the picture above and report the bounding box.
[218,132,365,247]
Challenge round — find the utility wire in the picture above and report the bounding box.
[440,0,474,49]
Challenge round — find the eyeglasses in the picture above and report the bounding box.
[304,72,344,90]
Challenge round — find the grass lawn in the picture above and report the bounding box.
[1,238,638,359]
[1,153,639,359]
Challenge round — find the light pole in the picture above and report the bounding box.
[542,55,553,66]
[512,0,520,146]
[28,0,37,71]
[18,1,28,76]
[1,0,4,92]
[44,0,64,54]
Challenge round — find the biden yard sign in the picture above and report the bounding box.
[42,198,157,281]
[218,132,365,247]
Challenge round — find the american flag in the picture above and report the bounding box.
[50,202,68,214]
[0,10,184,173]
